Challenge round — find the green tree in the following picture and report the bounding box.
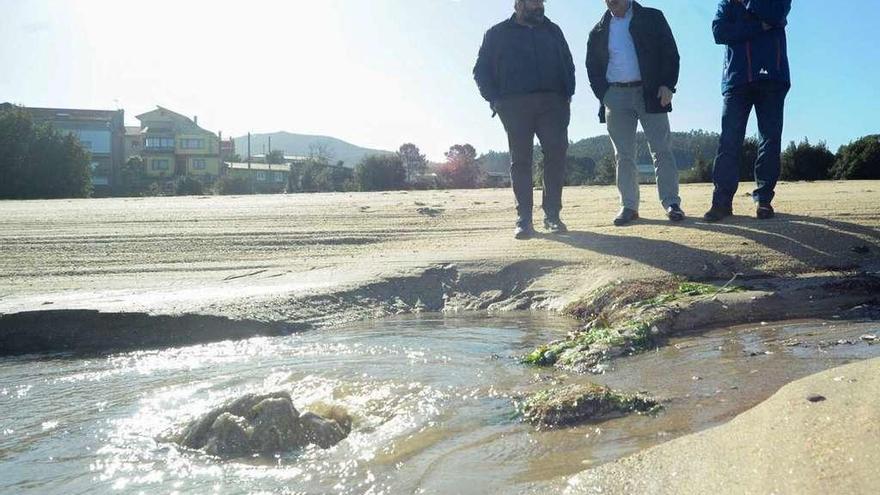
[354,154,407,191]
[398,143,427,183]
[680,157,713,183]
[780,138,835,181]
[265,149,285,164]
[831,135,880,180]
[0,105,91,199]
[438,144,481,189]
[592,156,617,185]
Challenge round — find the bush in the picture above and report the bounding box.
[354,154,407,191]
[680,158,713,183]
[831,135,880,180]
[781,139,835,181]
[216,176,253,195]
[174,176,205,196]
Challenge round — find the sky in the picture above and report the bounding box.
[1,0,878,162]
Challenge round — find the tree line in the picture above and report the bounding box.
[2,104,878,199]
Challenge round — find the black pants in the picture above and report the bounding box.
[496,92,570,223]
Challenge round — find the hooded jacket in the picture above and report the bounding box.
[713,0,791,93]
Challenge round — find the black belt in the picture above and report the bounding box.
[609,81,642,87]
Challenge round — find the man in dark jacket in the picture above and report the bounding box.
[586,0,682,226]
[474,0,576,240]
[704,0,791,222]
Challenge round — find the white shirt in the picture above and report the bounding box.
[606,2,642,83]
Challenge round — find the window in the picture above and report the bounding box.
[273,172,285,182]
[145,137,175,149]
[256,171,267,181]
[192,159,207,170]
[151,159,170,171]
[180,139,204,150]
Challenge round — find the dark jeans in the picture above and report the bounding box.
[495,92,570,223]
[712,80,789,207]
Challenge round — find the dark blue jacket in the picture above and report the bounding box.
[713,0,791,93]
[473,15,576,103]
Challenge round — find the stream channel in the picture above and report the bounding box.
[1,313,878,494]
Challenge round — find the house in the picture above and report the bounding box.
[224,162,290,193]
[638,163,656,184]
[15,105,125,193]
[124,126,143,163]
[135,106,221,182]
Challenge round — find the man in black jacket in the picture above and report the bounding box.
[586,0,682,226]
[474,0,576,240]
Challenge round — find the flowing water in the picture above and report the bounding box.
[0,314,878,495]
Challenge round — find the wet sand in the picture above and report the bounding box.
[1,181,879,492]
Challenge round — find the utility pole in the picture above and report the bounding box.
[247,132,251,170]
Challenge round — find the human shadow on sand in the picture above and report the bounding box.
[543,213,878,280]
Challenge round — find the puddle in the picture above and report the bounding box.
[0,314,877,494]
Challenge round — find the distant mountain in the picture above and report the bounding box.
[232,132,393,168]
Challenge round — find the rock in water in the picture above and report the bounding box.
[169,391,351,458]
[205,413,250,458]
[520,383,660,428]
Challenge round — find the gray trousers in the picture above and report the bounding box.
[604,85,681,211]
[495,92,570,222]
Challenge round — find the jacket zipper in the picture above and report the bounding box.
[746,40,753,83]
[531,29,541,88]
[776,38,782,71]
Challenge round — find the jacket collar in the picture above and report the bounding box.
[506,13,554,29]
[597,1,643,32]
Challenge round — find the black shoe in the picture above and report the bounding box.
[613,208,639,226]
[703,205,733,222]
[666,204,685,222]
[756,203,775,220]
[514,223,535,240]
[543,217,568,233]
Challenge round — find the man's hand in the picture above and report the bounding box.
[762,21,772,31]
[658,86,674,107]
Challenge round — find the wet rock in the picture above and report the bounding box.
[520,383,660,428]
[204,413,250,458]
[861,334,877,343]
[170,391,351,458]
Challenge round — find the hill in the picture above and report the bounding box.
[479,130,721,174]
[233,132,393,168]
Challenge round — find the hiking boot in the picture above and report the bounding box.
[613,208,639,226]
[543,217,568,233]
[703,205,733,222]
[756,203,775,220]
[666,204,685,222]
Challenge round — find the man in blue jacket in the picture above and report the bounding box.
[474,0,576,240]
[704,0,792,222]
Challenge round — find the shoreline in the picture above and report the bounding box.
[1,182,879,491]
